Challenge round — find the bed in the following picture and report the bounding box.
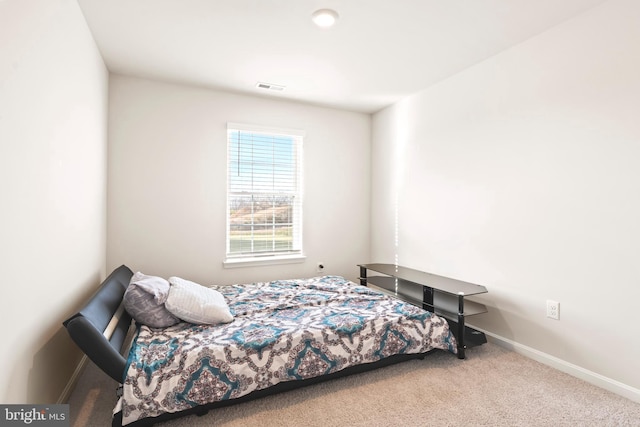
[64,265,457,427]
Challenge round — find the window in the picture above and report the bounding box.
[225,123,304,266]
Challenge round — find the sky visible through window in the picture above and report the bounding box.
[228,131,295,193]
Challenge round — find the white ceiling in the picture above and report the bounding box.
[77,0,606,113]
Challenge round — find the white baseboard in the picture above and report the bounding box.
[472,327,640,404]
[57,355,88,404]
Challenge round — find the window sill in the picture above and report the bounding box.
[223,254,307,269]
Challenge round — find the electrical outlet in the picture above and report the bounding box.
[316,262,325,273]
[546,300,560,320]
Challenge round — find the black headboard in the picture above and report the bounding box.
[63,265,134,383]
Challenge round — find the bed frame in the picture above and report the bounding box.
[63,265,134,383]
[63,265,435,427]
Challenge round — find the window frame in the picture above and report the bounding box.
[223,123,305,268]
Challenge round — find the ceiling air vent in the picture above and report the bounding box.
[256,82,285,91]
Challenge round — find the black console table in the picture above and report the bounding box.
[358,263,488,359]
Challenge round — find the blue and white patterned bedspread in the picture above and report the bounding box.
[121,276,456,425]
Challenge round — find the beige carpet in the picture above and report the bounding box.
[68,343,640,427]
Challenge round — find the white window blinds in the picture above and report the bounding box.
[226,123,304,258]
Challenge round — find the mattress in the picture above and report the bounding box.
[120,275,456,425]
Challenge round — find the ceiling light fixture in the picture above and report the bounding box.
[311,9,339,28]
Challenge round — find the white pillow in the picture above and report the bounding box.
[165,277,233,325]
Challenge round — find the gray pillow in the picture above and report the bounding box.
[123,272,180,328]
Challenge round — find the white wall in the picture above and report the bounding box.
[372,0,640,398]
[108,75,370,285]
[0,0,108,403]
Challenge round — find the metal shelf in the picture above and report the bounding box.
[359,263,487,297]
[365,276,488,318]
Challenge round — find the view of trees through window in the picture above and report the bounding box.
[228,195,296,253]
